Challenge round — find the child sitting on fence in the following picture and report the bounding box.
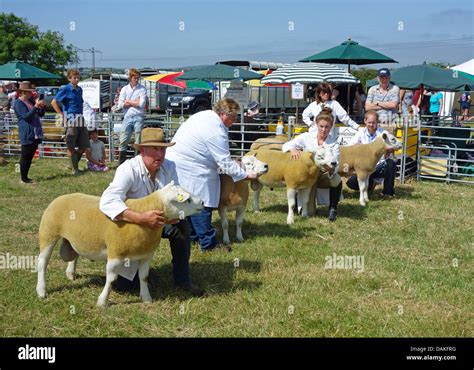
[86,129,109,172]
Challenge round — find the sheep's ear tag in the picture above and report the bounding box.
[176,192,190,203]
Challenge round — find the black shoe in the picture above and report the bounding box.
[20,178,33,184]
[328,208,337,222]
[174,283,205,297]
[201,244,232,253]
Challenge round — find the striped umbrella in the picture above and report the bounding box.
[260,63,359,85]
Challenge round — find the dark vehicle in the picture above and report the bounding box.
[36,86,60,111]
[166,89,212,114]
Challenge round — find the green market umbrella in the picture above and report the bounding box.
[0,60,60,80]
[367,63,474,91]
[299,38,397,112]
[177,64,263,82]
[299,38,397,72]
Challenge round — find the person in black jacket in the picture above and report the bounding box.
[13,81,45,184]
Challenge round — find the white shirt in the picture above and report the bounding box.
[117,83,147,119]
[99,155,179,280]
[302,100,359,131]
[349,127,391,164]
[282,131,340,173]
[100,155,179,221]
[166,110,247,208]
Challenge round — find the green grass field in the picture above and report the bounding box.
[0,157,472,337]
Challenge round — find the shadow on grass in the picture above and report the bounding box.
[215,220,313,240]
[46,259,262,301]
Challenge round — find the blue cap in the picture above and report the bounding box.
[247,101,259,111]
[378,68,391,77]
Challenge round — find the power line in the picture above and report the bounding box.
[74,47,103,71]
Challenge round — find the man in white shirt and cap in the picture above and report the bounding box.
[100,127,204,296]
[346,110,397,196]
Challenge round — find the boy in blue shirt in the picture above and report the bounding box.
[52,69,89,175]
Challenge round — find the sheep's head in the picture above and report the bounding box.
[242,153,269,175]
[158,182,204,220]
[381,131,402,150]
[312,144,338,170]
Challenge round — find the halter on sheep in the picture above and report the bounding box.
[36,182,203,307]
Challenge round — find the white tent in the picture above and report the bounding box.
[441,59,474,117]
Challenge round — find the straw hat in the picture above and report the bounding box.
[18,81,35,92]
[133,128,175,150]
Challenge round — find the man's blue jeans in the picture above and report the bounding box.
[187,207,217,251]
[119,115,144,152]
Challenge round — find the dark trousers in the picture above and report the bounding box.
[115,219,191,290]
[346,158,396,196]
[188,207,217,251]
[20,139,41,181]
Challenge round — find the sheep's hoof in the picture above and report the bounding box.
[141,295,153,304]
[37,289,47,299]
[96,300,108,308]
[359,200,367,207]
[287,217,294,225]
[66,272,76,281]
[235,236,244,243]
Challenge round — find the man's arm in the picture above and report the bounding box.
[365,87,379,111]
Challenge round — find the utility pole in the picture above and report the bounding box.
[75,47,102,73]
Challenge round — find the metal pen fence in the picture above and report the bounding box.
[417,118,474,185]
[1,111,473,186]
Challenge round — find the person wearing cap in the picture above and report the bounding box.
[117,68,147,164]
[99,127,204,296]
[166,98,259,252]
[13,81,45,184]
[246,101,260,118]
[365,68,400,124]
[52,69,89,175]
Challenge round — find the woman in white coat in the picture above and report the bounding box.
[283,107,342,221]
[166,98,257,252]
[302,82,359,140]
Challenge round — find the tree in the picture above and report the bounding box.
[0,13,77,75]
[352,68,378,91]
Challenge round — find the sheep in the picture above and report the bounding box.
[36,182,203,307]
[250,132,402,208]
[248,146,337,224]
[337,131,402,206]
[217,154,268,245]
[249,135,288,151]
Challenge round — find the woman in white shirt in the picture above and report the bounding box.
[302,83,359,140]
[166,98,257,252]
[282,107,342,221]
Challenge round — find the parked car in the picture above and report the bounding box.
[166,89,212,114]
[35,86,60,111]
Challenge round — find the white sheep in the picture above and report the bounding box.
[218,154,268,245]
[338,131,402,206]
[248,146,337,224]
[36,182,203,307]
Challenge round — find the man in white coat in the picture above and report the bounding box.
[166,98,258,252]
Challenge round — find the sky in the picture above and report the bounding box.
[1,0,473,71]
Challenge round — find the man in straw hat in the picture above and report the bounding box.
[99,127,204,296]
